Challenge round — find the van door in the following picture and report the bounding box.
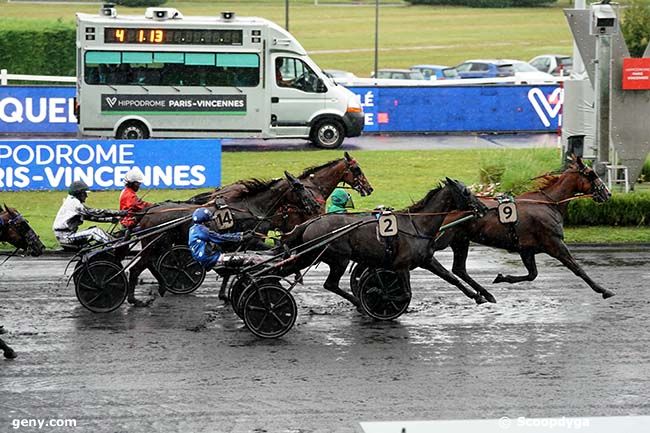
[269,54,326,137]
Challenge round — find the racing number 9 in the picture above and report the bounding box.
[498,202,518,224]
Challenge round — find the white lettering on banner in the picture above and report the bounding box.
[0,143,136,165]
[0,97,77,124]
[365,113,375,126]
[0,141,213,190]
[528,87,563,128]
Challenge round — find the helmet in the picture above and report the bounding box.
[330,188,351,206]
[124,168,144,184]
[192,208,212,224]
[68,180,90,195]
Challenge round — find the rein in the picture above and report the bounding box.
[479,194,594,207]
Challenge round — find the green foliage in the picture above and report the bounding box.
[640,155,650,183]
[566,192,650,226]
[0,20,76,76]
[621,0,650,57]
[405,0,557,7]
[115,0,167,7]
[478,148,561,195]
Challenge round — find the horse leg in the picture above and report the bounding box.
[449,240,497,303]
[493,249,538,284]
[421,256,486,304]
[546,241,615,299]
[0,337,16,359]
[126,256,153,307]
[323,259,360,307]
[218,273,230,302]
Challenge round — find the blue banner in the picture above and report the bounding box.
[348,85,562,133]
[0,85,562,134]
[0,139,221,191]
[0,86,77,133]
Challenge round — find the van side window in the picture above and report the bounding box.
[275,57,323,93]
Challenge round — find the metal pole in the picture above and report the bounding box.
[374,0,379,78]
[594,33,611,175]
[285,0,289,31]
[572,0,586,78]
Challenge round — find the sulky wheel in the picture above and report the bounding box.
[75,260,128,313]
[242,283,297,339]
[349,263,369,298]
[228,274,253,318]
[232,275,282,319]
[156,246,206,295]
[358,269,411,321]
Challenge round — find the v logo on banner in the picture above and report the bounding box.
[528,87,563,128]
[105,97,117,108]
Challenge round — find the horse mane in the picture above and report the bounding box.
[237,177,283,195]
[404,184,443,212]
[299,159,341,179]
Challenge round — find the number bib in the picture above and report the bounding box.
[498,202,518,224]
[377,212,398,237]
[213,208,234,229]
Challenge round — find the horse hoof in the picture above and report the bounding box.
[158,286,167,297]
[484,293,498,303]
[493,274,504,284]
[602,290,616,299]
[4,349,17,359]
[129,299,150,308]
[475,295,488,305]
[0,326,6,335]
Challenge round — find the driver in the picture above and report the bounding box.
[52,180,126,248]
[327,188,354,214]
[188,207,265,269]
[119,168,153,230]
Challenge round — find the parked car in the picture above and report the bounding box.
[370,69,426,80]
[453,60,515,79]
[507,59,557,83]
[322,69,358,85]
[410,64,459,80]
[529,54,573,76]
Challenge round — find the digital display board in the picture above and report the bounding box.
[104,28,243,45]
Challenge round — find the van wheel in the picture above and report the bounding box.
[311,119,344,149]
[116,121,149,140]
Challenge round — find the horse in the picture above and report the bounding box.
[433,156,616,299]
[188,151,374,210]
[123,171,321,307]
[280,178,490,307]
[1,204,45,359]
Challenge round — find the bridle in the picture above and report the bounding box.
[577,166,609,198]
[0,212,41,263]
[344,158,370,195]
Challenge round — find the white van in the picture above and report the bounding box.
[75,6,364,148]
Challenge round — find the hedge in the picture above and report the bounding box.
[405,0,557,7]
[0,20,76,76]
[566,192,650,226]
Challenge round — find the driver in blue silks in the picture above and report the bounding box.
[188,207,262,269]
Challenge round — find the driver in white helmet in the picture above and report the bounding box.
[52,180,126,248]
[119,168,153,230]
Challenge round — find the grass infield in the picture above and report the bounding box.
[1,148,648,249]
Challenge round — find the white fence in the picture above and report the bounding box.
[0,69,76,86]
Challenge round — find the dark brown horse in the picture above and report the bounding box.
[124,172,321,306]
[433,156,615,299]
[1,205,45,358]
[281,179,489,306]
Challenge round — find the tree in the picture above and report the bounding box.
[621,0,650,57]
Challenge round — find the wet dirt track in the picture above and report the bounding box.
[1,246,649,432]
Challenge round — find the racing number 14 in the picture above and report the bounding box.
[213,208,234,230]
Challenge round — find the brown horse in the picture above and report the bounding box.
[123,172,321,306]
[281,179,489,306]
[1,205,45,359]
[433,156,615,299]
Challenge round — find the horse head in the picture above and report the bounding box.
[1,204,45,257]
[444,178,489,217]
[342,152,374,196]
[572,156,611,203]
[283,171,320,215]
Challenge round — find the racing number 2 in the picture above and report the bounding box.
[378,213,398,237]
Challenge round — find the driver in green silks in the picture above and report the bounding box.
[327,188,354,214]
